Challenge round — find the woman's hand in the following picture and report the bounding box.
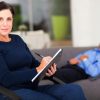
[69,58,79,65]
[36,56,52,73]
[46,63,57,77]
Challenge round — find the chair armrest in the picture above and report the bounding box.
[0,86,21,100]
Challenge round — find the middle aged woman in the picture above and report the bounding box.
[0,1,86,100]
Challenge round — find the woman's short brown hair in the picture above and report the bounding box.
[0,1,15,16]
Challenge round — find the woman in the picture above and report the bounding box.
[0,1,86,100]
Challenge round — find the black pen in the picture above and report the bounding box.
[34,51,44,58]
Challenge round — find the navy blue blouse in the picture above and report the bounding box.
[0,34,39,88]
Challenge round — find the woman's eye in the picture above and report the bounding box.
[7,17,12,21]
[0,17,3,21]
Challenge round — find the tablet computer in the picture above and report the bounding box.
[31,48,63,82]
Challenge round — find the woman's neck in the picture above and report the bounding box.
[0,35,11,42]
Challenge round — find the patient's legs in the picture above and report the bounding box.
[54,63,89,83]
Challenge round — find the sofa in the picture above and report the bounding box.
[32,46,100,100]
[0,46,99,100]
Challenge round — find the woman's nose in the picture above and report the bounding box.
[2,19,8,26]
[3,21,7,26]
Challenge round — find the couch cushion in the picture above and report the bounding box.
[32,47,94,68]
[75,78,100,100]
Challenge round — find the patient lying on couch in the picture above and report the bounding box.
[54,46,100,83]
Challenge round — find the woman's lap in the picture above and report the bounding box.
[37,84,86,100]
[14,88,56,100]
[3,84,86,100]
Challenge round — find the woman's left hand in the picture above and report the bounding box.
[46,63,57,77]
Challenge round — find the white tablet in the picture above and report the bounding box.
[31,48,63,82]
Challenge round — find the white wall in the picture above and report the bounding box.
[70,0,100,47]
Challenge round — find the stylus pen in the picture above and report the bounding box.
[34,52,44,58]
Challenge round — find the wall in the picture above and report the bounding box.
[70,0,100,47]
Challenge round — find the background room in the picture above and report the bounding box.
[3,0,100,49]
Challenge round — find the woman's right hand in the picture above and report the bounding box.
[69,58,79,65]
[36,56,52,73]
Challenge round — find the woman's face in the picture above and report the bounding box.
[0,9,13,36]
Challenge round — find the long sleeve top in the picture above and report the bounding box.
[75,48,100,77]
[0,34,40,88]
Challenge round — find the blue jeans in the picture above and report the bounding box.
[14,84,86,100]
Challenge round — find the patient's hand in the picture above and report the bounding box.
[80,55,88,61]
[69,58,79,65]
